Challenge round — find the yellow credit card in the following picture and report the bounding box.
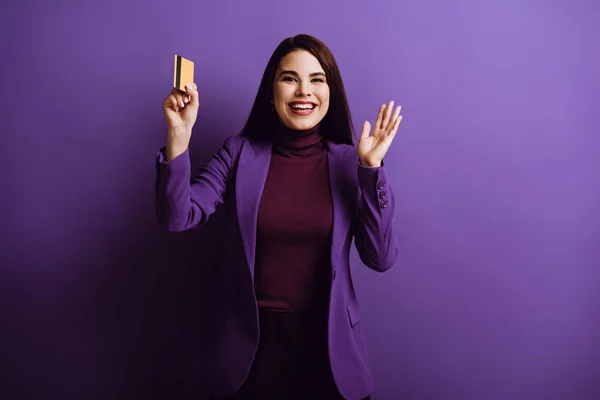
[173,54,194,93]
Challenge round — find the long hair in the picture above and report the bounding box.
[239,34,355,145]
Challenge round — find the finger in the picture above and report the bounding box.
[183,85,193,103]
[186,84,199,107]
[171,88,188,107]
[361,120,371,139]
[167,94,179,112]
[374,104,385,131]
[381,101,394,131]
[386,106,401,134]
[386,114,403,142]
[175,92,186,109]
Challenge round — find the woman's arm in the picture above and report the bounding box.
[155,136,237,232]
[353,100,403,271]
[353,162,398,272]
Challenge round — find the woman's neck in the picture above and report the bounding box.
[272,121,324,157]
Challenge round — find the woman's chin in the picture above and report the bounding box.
[281,117,319,131]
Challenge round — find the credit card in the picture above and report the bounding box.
[173,54,194,93]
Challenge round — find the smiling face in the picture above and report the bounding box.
[272,50,330,131]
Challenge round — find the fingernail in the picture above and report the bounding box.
[186,84,192,91]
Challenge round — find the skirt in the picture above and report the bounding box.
[211,307,366,400]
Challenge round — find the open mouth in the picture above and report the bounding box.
[289,102,317,115]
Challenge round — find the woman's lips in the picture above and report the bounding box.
[288,103,317,115]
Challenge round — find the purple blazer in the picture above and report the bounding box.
[155,135,398,400]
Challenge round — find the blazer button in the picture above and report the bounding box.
[377,181,386,190]
[379,191,387,199]
[380,200,388,209]
[333,270,337,280]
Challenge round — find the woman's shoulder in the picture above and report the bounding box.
[218,134,272,158]
[219,134,251,152]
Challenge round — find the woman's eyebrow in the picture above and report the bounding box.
[279,70,326,77]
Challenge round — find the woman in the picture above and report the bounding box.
[155,34,402,400]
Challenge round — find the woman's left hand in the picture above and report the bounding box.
[357,101,402,167]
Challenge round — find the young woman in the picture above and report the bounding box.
[156,34,402,400]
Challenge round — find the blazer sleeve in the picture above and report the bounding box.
[353,161,398,272]
[155,136,237,232]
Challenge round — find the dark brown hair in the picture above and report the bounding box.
[239,34,355,145]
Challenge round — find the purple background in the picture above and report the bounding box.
[2,1,598,399]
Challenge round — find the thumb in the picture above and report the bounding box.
[361,120,371,139]
[186,83,199,107]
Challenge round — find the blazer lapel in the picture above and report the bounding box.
[326,141,355,259]
[235,139,272,281]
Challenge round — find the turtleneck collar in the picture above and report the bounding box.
[272,121,324,158]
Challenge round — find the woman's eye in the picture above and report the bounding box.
[312,78,324,83]
[283,76,296,82]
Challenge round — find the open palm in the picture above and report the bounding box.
[358,101,402,167]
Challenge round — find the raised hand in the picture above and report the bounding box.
[162,83,199,161]
[358,101,402,167]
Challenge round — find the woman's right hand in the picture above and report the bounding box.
[163,83,199,161]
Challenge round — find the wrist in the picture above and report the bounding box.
[167,126,192,137]
[166,133,190,161]
[359,158,382,168]
[165,145,187,161]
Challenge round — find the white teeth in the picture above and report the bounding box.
[290,104,315,110]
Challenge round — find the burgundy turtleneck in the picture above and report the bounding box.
[254,122,334,312]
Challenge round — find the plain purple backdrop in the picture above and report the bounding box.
[2,0,598,399]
